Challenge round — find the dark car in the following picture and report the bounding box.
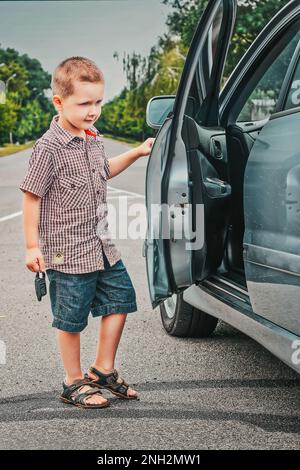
[144,0,300,374]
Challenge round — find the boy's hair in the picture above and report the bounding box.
[51,56,104,99]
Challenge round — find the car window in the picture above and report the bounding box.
[183,0,226,124]
[197,3,223,103]
[237,30,300,123]
[283,53,300,110]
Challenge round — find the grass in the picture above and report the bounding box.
[0,141,35,157]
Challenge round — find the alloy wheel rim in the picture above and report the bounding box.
[164,294,177,318]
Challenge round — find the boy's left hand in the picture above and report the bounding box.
[136,137,155,157]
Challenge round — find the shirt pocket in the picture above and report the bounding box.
[58,174,91,208]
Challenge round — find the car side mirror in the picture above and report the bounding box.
[146,95,197,129]
[146,95,175,129]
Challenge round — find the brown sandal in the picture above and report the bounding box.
[88,366,139,400]
[60,376,110,409]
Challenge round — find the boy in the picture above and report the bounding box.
[19,56,154,409]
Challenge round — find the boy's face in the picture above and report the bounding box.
[52,80,104,130]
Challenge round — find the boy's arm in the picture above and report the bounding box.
[19,141,54,272]
[105,137,155,179]
[107,147,140,179]
[22,191,46,272]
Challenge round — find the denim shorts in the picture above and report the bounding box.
[46,252,137,332]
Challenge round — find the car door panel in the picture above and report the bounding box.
[182,117,232,282]
[145,115,232,308]
[144,118,173,306]
[225,121,267,271]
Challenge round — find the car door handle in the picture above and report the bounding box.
[210,138,224,160]
[204,177,231,197]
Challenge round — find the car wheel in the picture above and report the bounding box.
[160,292,218,338]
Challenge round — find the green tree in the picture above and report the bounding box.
[0,94,19,142]
[100,0,289,140]
[0,46,55,143]
[14,99,51,142]
[162,0,288,76]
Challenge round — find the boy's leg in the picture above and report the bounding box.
[88,313,138,397]
[57,331,83,383]
[57,330,109,405]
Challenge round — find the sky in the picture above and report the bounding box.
[0,0,173,103]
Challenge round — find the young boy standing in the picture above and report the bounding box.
[19,56,154,409]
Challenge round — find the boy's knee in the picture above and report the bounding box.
[52,317,88,333]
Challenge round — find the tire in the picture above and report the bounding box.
[160,292,218,338]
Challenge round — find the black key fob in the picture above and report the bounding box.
[35,272,47,301]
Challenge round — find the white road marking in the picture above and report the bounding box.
[0,211,22,222]
[107,188,128,193]
[107,185,145,199]
[107,195,139,200]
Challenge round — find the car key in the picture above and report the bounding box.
[35,271,47,301]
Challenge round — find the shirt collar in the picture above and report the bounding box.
[50,114,101,146]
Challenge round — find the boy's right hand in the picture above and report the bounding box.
[26,247,46,273]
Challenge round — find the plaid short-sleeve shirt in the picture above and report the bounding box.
[19,114,121,273]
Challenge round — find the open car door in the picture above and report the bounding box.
[144,0,237,308]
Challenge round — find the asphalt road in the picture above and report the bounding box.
[0,137,299,450]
